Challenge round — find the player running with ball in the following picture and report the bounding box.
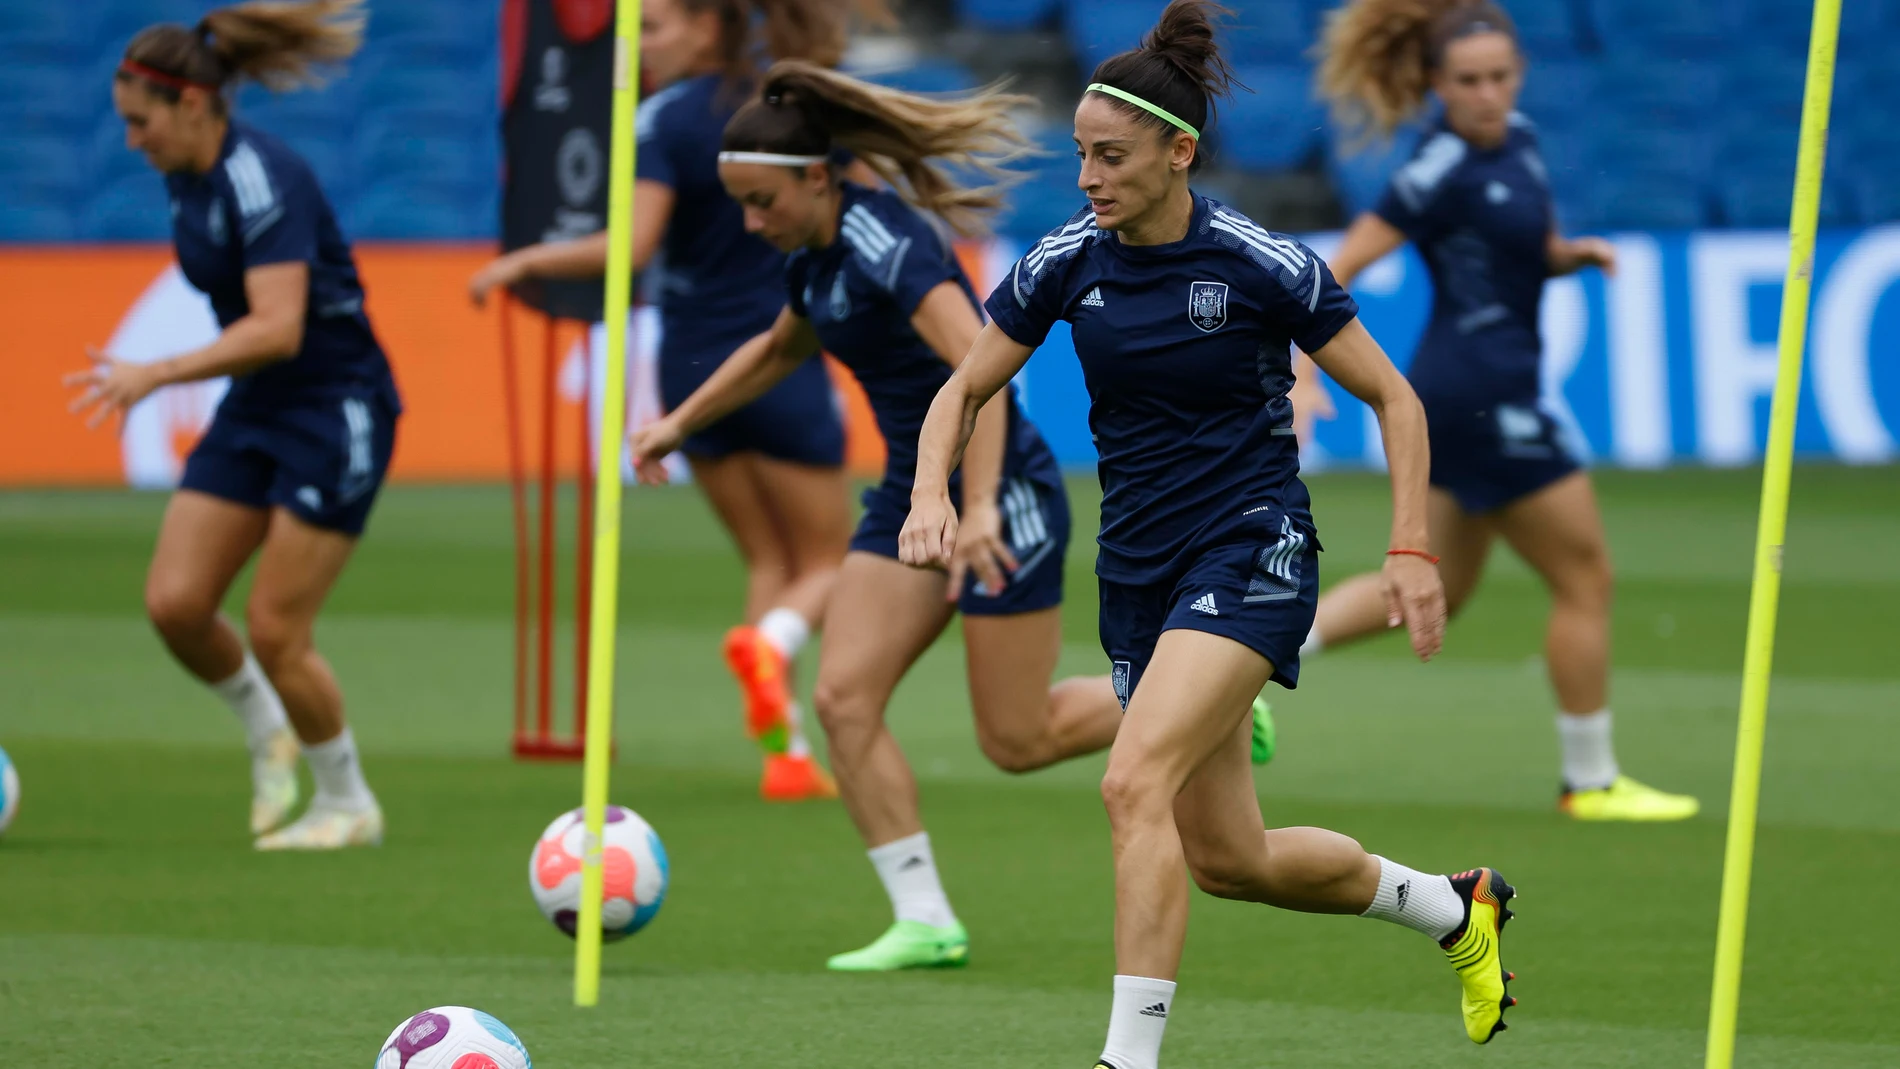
[65,0,389,850]
[1305,0,1697,821]
[905,2,1516,1060]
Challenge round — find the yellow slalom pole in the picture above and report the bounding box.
[574,0,642,1009]
[1704,0,1840,1064]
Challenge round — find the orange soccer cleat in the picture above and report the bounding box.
[760,752,838,802]
[723,624,793,753]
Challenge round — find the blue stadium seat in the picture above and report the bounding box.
[857,59,980,95]
[0,6,97,60]
[955,0,1062,32]
[1590,121,1715,184]
[0,194,79,242]
[1065,1,1155,75]
[1720,50,1808,129]
[1225,5,1312,65]
[0,61,103,132]
[88,114,150,187]
[233,80,362,145]
[1533,131,1593,201]
[1586,0,1739,54]
[0,136,86,197]
[354,111,498,185]
[1516,58,1599,134]
[1003,174,1087,235]
[365,0,497,53]
[347,181,496,240]
[1217,65,1324,171]
[1846,172,1900,225]
[81,173,171,240]
[1506,0,1586,57]
[1714,172,1856,228]
[354,52,497,120]
[1597,55,1723,125]
[1324,120,1426,216]
[1587,173,1708,230]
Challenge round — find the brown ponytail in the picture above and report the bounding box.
[118,0,363,104]
[681,0,898,88]
[721,60,1035,237]
[1316,0,1518,140]
[1086,0,1242,174]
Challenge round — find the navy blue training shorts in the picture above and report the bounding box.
[181,391,398,536]
[850,472,1069,616]
[658,314,846,469]
[1099,534,1320,710]
[1425,399,1581,515]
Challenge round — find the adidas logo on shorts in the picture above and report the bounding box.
[1081,286,1105,308]
[1190,593,1218,616]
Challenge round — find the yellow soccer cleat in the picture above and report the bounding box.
[1560,775,1700,822]
[1441,867,1517,1044]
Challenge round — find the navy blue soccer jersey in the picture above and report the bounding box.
[635,74,784,325]
[167,121,394,414]
[1375,112,1553,409]
[787,183,1052,485]
[985,195,1358,584]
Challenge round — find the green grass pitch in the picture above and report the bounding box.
[1,467,1896,1066]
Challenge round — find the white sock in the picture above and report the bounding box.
[867,831,957,928]
[1299,625,1324,659]
[302,728,377,811]
[785,701,812,758]
[1100,975,1176,1069]
[757,607,811,660]
[1557,708,1619,791]
[1360,855,1465,942]
[210,652,290,752]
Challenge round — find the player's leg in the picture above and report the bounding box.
[961,607,1120,773]
[1094,630,1513,1067]
[686,451,819,767]
[143,488,299,833]
[1303,488,1494,654]
[247,507,382,850]
[739,453,854,799]
[1493,471,1697,820]
[809,552,965,970]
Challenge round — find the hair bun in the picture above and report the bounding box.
[1141,0,1237,100]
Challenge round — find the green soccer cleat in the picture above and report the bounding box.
[1250,697,1276,766]
[1441,867,1517,1044]
[825,920,969,972]
[1560,775,1699,821]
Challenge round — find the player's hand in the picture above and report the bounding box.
[899,489,958,572]
[468,255,526,307]
[1382,553,1446,661]
[627,417,684,485]
[1568,236,1617,277]
[944,500,1017,602]
[64,348,166,430]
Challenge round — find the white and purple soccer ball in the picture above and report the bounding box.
[528,805,668,940]
[375,1006,531,1069]
[0,745,18,837]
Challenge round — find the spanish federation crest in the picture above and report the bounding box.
[1189,280,1228,333]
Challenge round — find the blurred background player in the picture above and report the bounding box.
[468,0,895,802]
[1307,0,1697,821]
[63,0,391,850]
[905,2,1518,1060]
[630,61,1137,972]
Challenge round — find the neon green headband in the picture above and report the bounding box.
[1086,83,1201,140]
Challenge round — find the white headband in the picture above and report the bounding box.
[717,151,827,166]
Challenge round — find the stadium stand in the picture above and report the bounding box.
[2,0,1897,241]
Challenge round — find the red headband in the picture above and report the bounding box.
[118,60,218,92]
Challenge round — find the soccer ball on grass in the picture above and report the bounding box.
[528,805,668,940]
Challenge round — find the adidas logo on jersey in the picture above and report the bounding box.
[1080,286,1105,308]
[1190,593,1218,616]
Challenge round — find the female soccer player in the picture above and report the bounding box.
[468,0,889,801]
[904,2,1515,1060]
[627,61,1141,972]
[64,0,389,850]
[1306,0,1697,821]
